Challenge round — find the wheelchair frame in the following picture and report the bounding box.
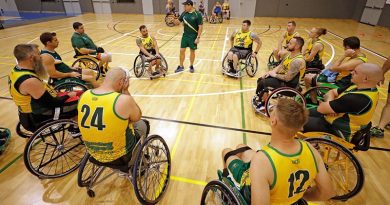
[133,53,169,80]
[77,134,171,205]
[222,52,258,78]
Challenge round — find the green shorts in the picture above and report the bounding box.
[181,35,197,50]
[228,159,251,202]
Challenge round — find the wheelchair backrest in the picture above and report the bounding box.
[350,122,371,151]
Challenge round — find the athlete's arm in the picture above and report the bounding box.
[329,49,362,73]
[41,54,79,78]
[115,94,142,123]
[174,12,184,25]
[152,36,160,56]
[304,143,335,201]
[251,33,262,55]
[136,38,153,57]
[250,152,272,205]
[305,43,323,62]
[383,57,390,74]
[273,58,305,82]
[230,31,236,48]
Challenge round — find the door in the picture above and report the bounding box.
[63,0,82,15]
[360,0,386,25]
[92,0,111,14]
[239,0,256,18]
[0,0,19,16]
[79,0,94,13]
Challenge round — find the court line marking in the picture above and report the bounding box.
[221,27,229,61]
[239,78,247,144]
[111,52,222,62]
[327,31,388,60]
[170,75,204,159]
[170,175,207,186]
[100,28,138,46]
[132,88,255,98]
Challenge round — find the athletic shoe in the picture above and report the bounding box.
[189,65,195,73]
[370,127,384,138]
[255,103,266,113]
[68,125,81,138]
[152,71,160,76]
[175,66,184,73]
[386,123,390,130]
[228,69,237,74]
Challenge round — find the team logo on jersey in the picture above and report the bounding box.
[291,159,300,164]
[92,97,98,101]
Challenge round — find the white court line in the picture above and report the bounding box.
[110,52,221,62]
[157,28,205,37]
[327,31,387,60]
[304,29,335,67]
[132,88,255,98]
[100,28,139,46]
[221,27,229,61]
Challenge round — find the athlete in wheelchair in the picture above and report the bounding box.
[71,22,112,79]
[222,20,261,78]
[222,0,230,19]
[198,0,208,22]
[133,25,168,79]
[40,32,99,89]
[77,68,171,204]
[209,1,223,24]
[165,0,180,27]
[10,44,86,178]
[201,99,335,205]
[252,37,306,114]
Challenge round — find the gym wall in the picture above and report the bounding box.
[15,0,65,12]
[110,0,143,14]
[378,4,390,28]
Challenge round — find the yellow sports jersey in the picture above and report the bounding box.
[233,30,253,49]
[337,55,368,80]
[261,140,318,204]
[139,35,154,50]
[284,31,299,45]
[222,2,229,10]
[9,66,57,113]
[325,85,378,141]
[279,53,305,80]
[78,90,138,163]
[306,39,324,59]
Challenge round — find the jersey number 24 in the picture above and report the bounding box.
[80,105,106,130]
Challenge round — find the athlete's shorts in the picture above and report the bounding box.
[227,159,251,202]
[139,49,156,56]
[97,52,112,62]
[181,35,197,50]
[229,47,251,60]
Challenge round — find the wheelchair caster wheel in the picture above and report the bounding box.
[150,77,153,80]
[87,189,95,198]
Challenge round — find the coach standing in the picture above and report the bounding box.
[174,0,203,73]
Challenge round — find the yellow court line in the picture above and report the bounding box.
[211,23,223,50]
[171,175,207,186]
[170,75,204,159]
[0,62,14,66]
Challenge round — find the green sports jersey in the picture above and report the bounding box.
[40,50,72,74]
[71,32,97,55]
[179,10,203,37]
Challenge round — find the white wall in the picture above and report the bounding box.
[92,0,111,14]
[142,0,153,14]
[0,0,19,16]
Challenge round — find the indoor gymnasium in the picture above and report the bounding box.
[0,0,389,204]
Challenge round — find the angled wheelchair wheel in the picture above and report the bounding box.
[265,87,305,117]
[23,119,86,178]
[221,53,230,74]
[165,15,176,27]
[72,57,100,80]
[159,54,169,76]
[78,153,101,187]
[200,180,242,205]
[303,86,332,109]
[54,81,89,93]
[267,52,279,70]
[304,137,364,201]
[245,55,258,77]
[133,54,146,78]
[132,135,171,205]
[16,122,34,138]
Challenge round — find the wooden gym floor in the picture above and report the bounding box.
[0,14,389,204]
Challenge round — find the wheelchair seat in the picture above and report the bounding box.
[88,154,130,173]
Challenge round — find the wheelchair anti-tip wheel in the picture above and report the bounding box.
[23,119,86,178]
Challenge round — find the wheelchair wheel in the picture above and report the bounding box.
[23,119,86,178]
[159,54,169,76]
[200,180,242,205]
[132,135,171,205]
[165,15,176,27]
[71,58,100,80]
[218,15,223,23]
[16,122,33,138]
[267,52,279,70]
[245,54,258,77]
[303,86,332,109]
[133,54,146,78]
[78,153,101,187]
[304,137,364,201]
[265,87,305,117]
[221,53,230,74]
[53,81,89,93]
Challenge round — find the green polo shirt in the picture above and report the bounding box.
[179,10,203,38]
[71,32,97,55]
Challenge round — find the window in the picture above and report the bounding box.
[41,0,56,2]
[117,0,135,3]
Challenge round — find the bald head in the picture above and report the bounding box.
[352,63,383,85]
[105,67,126,82]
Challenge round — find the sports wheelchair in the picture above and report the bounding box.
[77,134,171,205]
[222,9,230,20]
[0,127,11,154]
[201,124,371,204]
[17,82,88,178]
[209,12,223,24]
[165,12,179,27]
[72,48,110,80]
[222,52,258,78]
[133,54,169,80]
[200,10,208,22]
